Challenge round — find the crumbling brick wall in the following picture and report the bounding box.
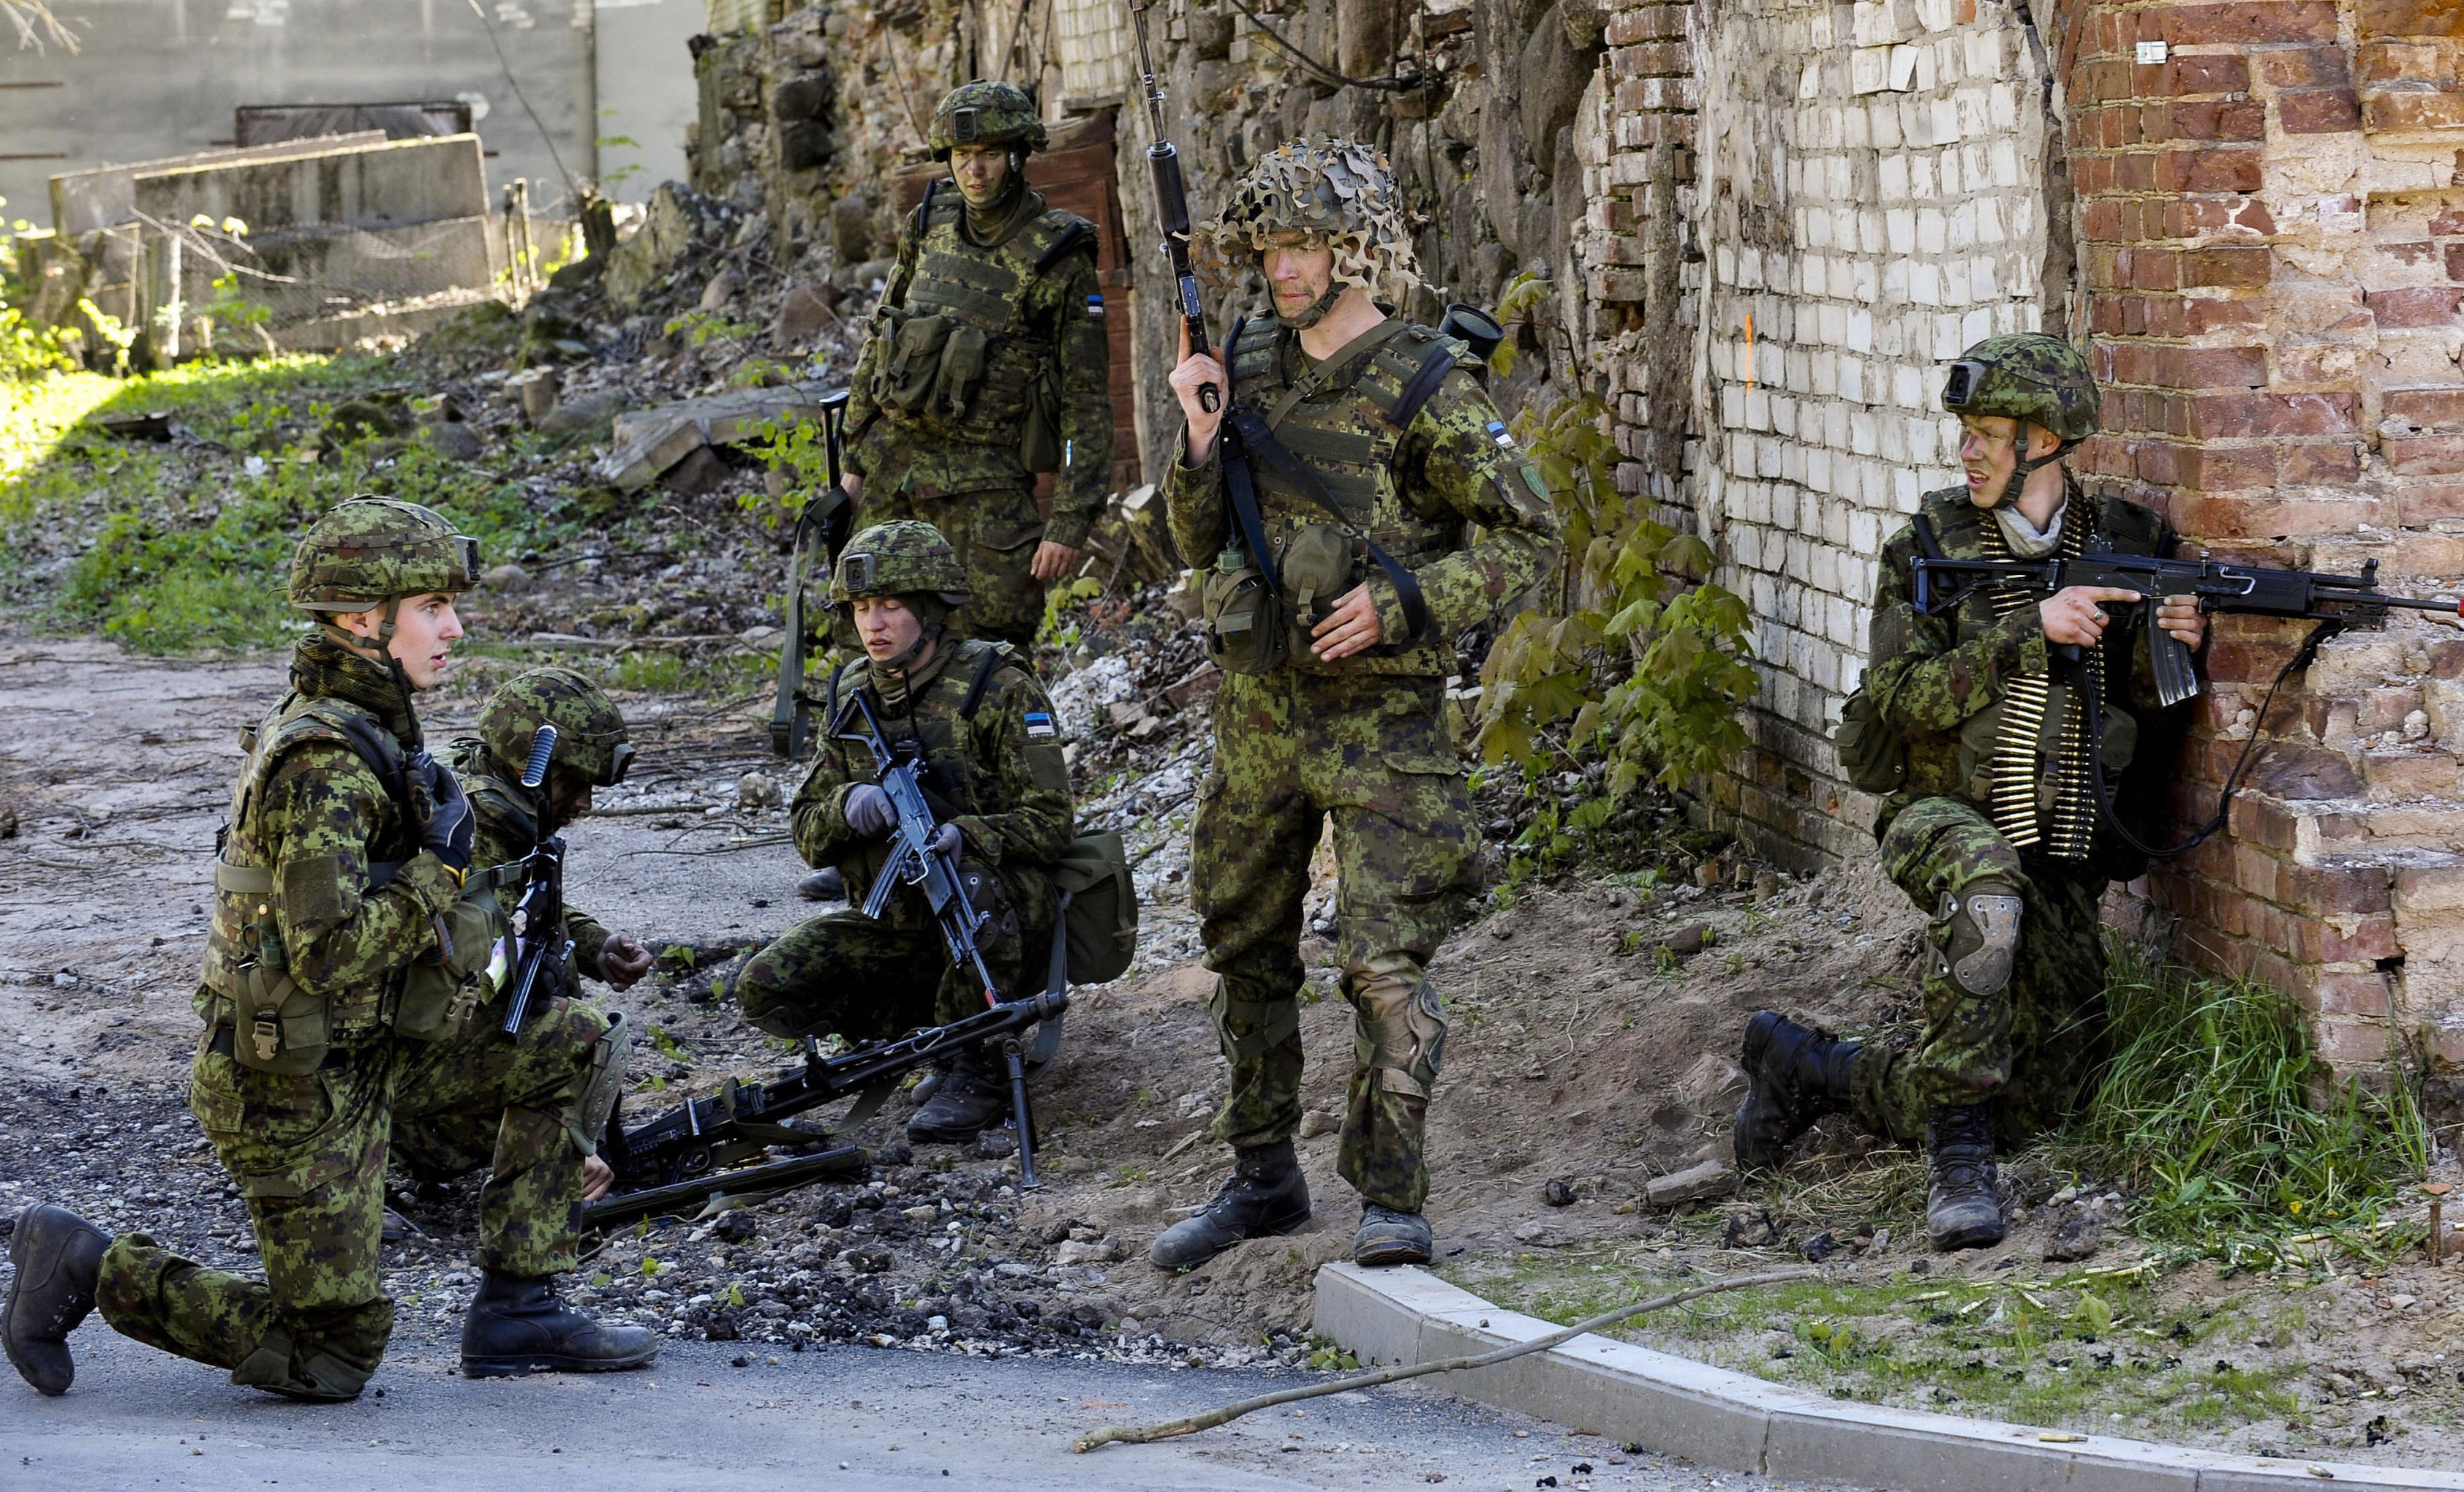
[2052,0,2464,1080]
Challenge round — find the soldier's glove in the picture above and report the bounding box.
[930,822,962,859]
[843,783,896,840]
[416,758,476,881]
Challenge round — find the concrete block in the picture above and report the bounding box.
[48,132,387,235]
[132,135,488,235]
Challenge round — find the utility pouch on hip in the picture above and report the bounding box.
[1833,685,1907,795]
[392,892,502,1043]
[1019,359,1063,474]
[228,938,332,1077]
[1201,550,1291,676]
[876,310,954,415]
[1278,523,1355,649]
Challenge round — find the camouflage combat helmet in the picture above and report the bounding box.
[928,80,1048,159]
[1942,334,2099,508]
[478,666,635,788]
[289,497,479,612]
[830,519,970,606]
[1196,137,1422,310]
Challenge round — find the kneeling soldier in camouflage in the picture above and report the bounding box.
[1151,139,1559,1269]
[1733,336,2205,1250]
[4,500,653,1401]
[732,520,1074,1145]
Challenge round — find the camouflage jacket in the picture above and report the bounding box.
[1161,313,1561,676]
[1866,483,2181,872]
[844,179,1114,548]
[789,637,1074,928]
[195,636,461,1036]
[453,744,615,983]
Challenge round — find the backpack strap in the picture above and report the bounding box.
[1386,336,1464,432]
[1225,406,1432,644]
[957,641,1013,722]
[1032,216,1096,274]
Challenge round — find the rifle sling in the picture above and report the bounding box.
[1227,406,1431,643]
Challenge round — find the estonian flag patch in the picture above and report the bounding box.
[1025,711,1057,739]
[1485,419,1515,449]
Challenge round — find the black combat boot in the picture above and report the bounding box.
[460,1270,659,1377]
[1355,1205,1433,1267]
[905,1044,1011,1145]
[4,1204,110,1396]
[1924,1104,2005,1251]
[797,866,845,903]
[1733,1011,1863,1171]
[1148,1140,1311,1269]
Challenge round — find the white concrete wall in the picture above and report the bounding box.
[595,0,703,201]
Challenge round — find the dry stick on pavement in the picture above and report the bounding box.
[1071,1266,1817,1453]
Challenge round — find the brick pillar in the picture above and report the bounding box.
[2060,0,2464,1079]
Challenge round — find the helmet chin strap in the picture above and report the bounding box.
[878,603,947,677]
[1276,280,1346,331]
[1992,429,2071,513]
[320,596,425,751]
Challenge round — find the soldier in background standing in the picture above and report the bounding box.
[1149,139,1560,1270]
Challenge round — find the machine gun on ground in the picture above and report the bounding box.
[582,681,1070,1227]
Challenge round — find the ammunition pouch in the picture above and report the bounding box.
[393,889,504,1043]
[1955,685,2138,807]
[1833,686,1907,796]
[1278,522,1354,647]
[1200,554,1291,676]
[875,309,955,416]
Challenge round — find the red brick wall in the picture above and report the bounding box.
[2058,0,2464,1076]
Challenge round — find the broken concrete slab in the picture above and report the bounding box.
[595,380,837,492]
[1642,1158,1739,1208]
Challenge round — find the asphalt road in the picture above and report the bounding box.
[5,1327,1850,1491]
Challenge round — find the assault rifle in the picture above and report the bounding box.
[494,724,570,1033]
[1128,0,1216,414]
[1910,540,2463,856]
[769,388,855,761]
[584,991,1066,1229]
[832,686,1052,1188]
[1911,549,2463,708]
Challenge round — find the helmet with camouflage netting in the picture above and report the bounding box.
[1940,334,2100,445]
[928,80,1048,159]
[1194,137,1421,308]
[478,666,636,788]
[288,497,479,613]
[829,520,970,607]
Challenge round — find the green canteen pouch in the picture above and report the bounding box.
[934,323,990,419]
[1833,686,1908,796]
[393,893,502,1042]
[1277,523,1355,652]
[877,310,954,415]
[1200,557,1291,676]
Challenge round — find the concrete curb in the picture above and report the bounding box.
[1313,1262,2464,1492]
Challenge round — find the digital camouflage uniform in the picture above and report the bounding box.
[88,513,614,1401]
[840,81,1114,652]
[1852,481,2171,1148]
[734,633,1074,1039]
[1162,143,1561,1217]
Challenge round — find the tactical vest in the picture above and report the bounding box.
[1224,314,1474,674]
[1934,500,2141,862]
[831,638,1022,821]
[199,695,421,1070]
[868,184,1096,449]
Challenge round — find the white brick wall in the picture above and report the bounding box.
[1052,0,1133,105]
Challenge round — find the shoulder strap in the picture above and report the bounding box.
[1032,217,1096,274]
[1262,318,1411,433]
[957,641,1011,721]
[1226,405,1432,644]
[1910,510,1945,562]
[1387,336,1464,432]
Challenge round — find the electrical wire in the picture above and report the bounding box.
[464,0,579,201]
[1218,0,1424,92]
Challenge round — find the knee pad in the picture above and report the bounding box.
[1347,959,1447,1101]
[565,1011,633,1156]
[1937,881,2022,998]
[1205,976,1299,1063]
[954,860,1020,965]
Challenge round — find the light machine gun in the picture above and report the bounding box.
[491,723,571,1034]
[1910,540,2463,856]
[769,388,856,761]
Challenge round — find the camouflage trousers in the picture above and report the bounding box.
[1194,670,1475,1213]
[92,998,607,1401]
[855,477,1048,652]
[732,881,1044,1040]
[1849,795,2111,1148]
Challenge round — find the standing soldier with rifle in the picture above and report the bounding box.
[4,500,653,1403]
[1147,135,1561,1270]
[837,79,1114,656]
[388,668,654,1272]
[1736,335,2207,1251]
[728,521,1076,1147]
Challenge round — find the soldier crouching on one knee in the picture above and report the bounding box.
[1150,139,1561,1270]
[4,499,655,1402]
[1733,335,2206,1251]
[388,668,655,1309]
[729,520,1074,1145]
